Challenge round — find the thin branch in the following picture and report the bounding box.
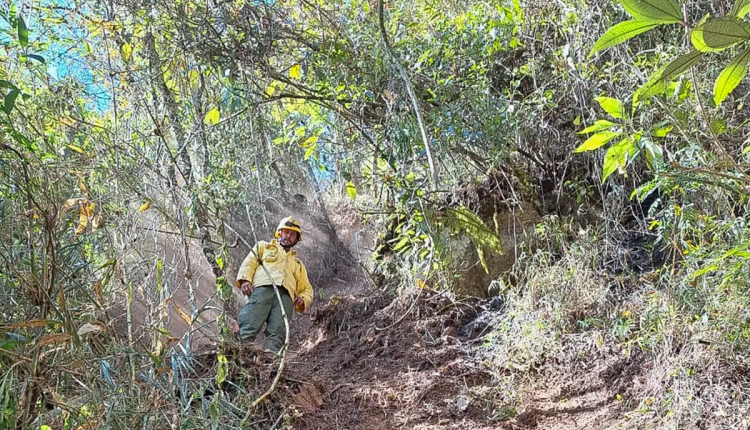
[378,0,437,187]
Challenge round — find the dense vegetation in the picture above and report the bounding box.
[2,0,750,428]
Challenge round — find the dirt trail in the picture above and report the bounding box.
[276,262,634,430]
[229,201,630,429]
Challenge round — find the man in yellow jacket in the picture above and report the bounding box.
[236,216,314,353]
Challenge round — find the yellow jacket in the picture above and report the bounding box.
[236,240,314,311]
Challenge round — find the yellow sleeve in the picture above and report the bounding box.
[294,261,314,311]
[236,243,264,287]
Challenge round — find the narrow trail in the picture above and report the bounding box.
[231,205,630,429]
[281,282,627,430]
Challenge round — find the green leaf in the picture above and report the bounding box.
[710,118,727,135]
[4,89,19,115]
[620,0,682,24]
[578,119,618,134]
[25,54,44,63]
[634,50,703,104]
[445,207,503,256]
[595,96,626,119]
[346,181,357,199]
[391,236,410,252]
[701,16,750,50]
[17,16,28,47]
[650,122,673,137]
[290,64,302,79]
[573,131,622,152]
[590,20,659,56]
[690,14,712,52]
[204,107,220,125]
[602,137,637,182]
[0,80,17,90]
[714,46,750,106]
[732,0,750,18]
[304,144,316,160]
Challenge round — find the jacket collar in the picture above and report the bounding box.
[270,239,297,256]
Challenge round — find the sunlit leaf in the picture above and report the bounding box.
[204,107,220,125]
[714,46,750,106]
[578,119,618,134]
[290,64,302,79]
[590,20,658,56]
[602,137,637,182]
[121,42,132,61]
[595,96,626,119]
[690,14,712,52]
[650,122,673,137]
[733,0,750,18]
[620,0,682,24]
[573,131,622,152]
[346,181,357,199]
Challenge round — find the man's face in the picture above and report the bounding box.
[278,228,299,247]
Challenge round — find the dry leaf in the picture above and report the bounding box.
[172,303,193,325]
[38,334,72,347]
[2,319,50,329]
[293,385,323,412]
[77,322,106,336]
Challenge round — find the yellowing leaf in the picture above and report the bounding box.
[138,201,152,212]
[290,64,302,79]
[346,181,357,199]
[76,201,94,237]
[121,42,132,61]
[204,107,220,125]
[173,303,193,325]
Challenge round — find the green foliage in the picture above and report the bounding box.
[589,20,659,56]
[634,50,703,104]
[590,20,658,56]
[620,0,682,24]
[714,47,750,105]
[445,206,503,273]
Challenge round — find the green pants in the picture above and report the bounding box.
[238,285,293,353]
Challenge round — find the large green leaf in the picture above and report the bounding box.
[574,131,622,152]
[4,89,19,115]
[595,96,626,119]
[620,0,682,24]
[701,16,750,50]
[732,0,750,18]
[17,16,28,47]
[602,137,638,182]
[714,46,750,105]
[634,50,703,103]
[590,20,659,56]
